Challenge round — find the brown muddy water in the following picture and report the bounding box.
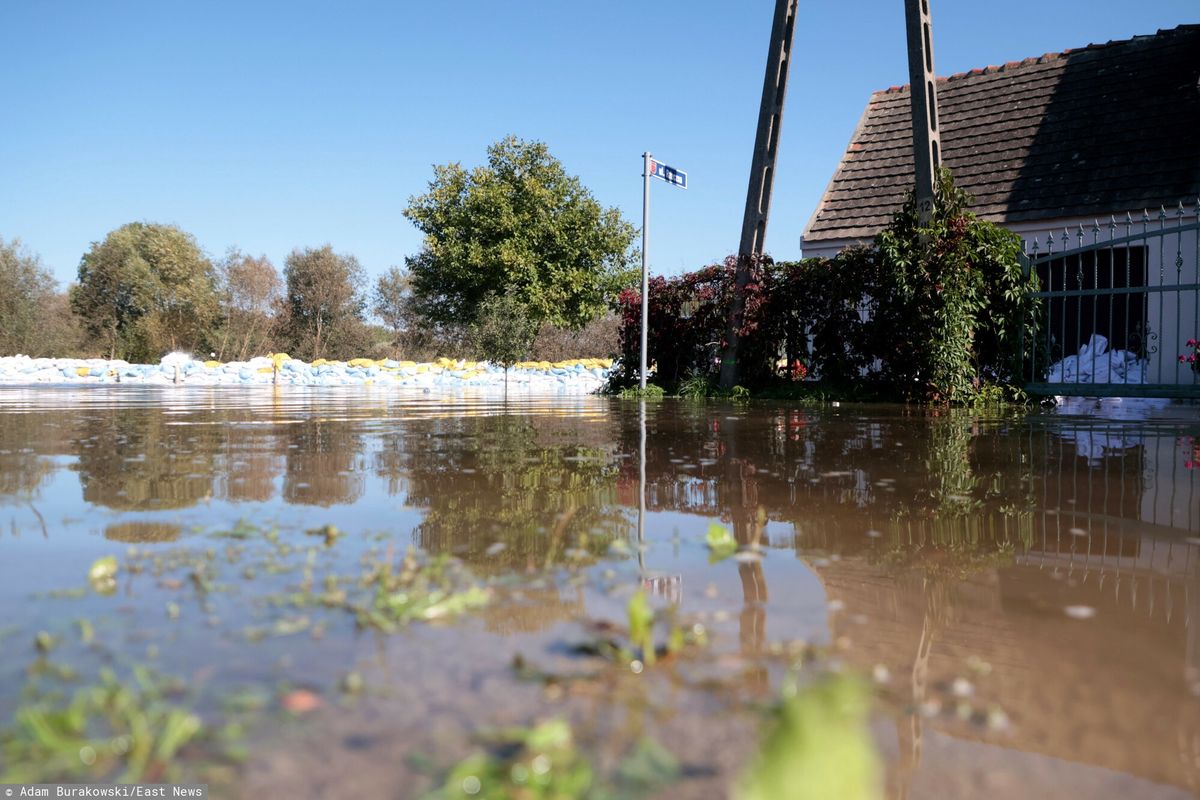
[1,387,1199,799]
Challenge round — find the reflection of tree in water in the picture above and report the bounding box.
[479,585,586,634]
[74,407,220,510]
[0,412,72,501]
[401,414,627,571]
[281,419,365,507]
[104,521,182,543]
[215,427,281,503]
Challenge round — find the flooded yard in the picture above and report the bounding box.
[1,387,1199,798]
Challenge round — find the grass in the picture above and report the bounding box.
[0,666,203,784]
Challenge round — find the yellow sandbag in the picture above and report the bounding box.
[75,367,90,377]
[397,360,416,368]
[311,358,328,367]
[204,360,220,368]
[347,358,374,368]
[415,364,429,374]
[257,367,274,374]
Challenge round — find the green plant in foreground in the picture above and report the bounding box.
[736,675,881,800]
[0,667,203,784]
[433,719,593,800]
[430,720,680,800]
[627,591,655,667]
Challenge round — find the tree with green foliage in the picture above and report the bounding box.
[214,249,281,361]
[70,223,220,362]
[277,245,372,360]
[0,238,62,356]
[471,292,537,392]
[404,136,637,330]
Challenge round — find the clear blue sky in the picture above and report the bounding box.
[2,1,1195,290]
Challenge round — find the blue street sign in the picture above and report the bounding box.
[649,158,687,189]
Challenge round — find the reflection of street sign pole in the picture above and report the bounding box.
[638,399,646,572]
[640,153,687,391]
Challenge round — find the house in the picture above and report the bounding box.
[802,25,1199,388]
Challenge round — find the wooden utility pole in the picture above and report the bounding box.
[719,0,799,389]
[904,0,941,222]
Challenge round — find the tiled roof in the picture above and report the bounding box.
[803,25,1200,243]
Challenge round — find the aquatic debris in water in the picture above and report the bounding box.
[706,523,738,563]
[307,524,343,546]
[1064,605,1096,620]
[0,667,202,783]
[735,675,881,800]
[87,556,119,595]
[280,689,322,715]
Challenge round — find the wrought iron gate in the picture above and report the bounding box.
[1020,201,1200,399]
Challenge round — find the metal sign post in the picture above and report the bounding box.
[904,0,942,223]
[719,0,799,389]
[641,152,651,391]
[639,153,687,391]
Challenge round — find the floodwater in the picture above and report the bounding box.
[1,387,1199,798]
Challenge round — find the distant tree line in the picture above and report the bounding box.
[0,137,636,364]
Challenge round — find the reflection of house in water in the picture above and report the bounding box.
[626,406,1200,793]
[808,529,1200,795]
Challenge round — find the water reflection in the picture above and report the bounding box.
[0,388,1198,796]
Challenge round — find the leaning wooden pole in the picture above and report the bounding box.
[904,0,942,223]
[719,0,799,389]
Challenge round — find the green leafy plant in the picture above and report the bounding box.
[736,675,881,800]
[431,719,593,800]
[616,383,664,400]
[0,667,203,784]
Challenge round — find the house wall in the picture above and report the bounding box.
[801,209,1199,386]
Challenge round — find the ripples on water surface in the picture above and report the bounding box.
[1,386,1199,798]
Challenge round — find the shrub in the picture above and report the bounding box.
[615,171,1039,403]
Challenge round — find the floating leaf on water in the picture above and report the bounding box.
[339,672,365,695]
[88,556,119,594]
[307,524,342,546]
[706,523,737,563]
[34,630,58,653]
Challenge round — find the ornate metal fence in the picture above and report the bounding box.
[1020,201,1200,398]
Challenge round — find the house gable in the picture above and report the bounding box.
[802,24,1200,250]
